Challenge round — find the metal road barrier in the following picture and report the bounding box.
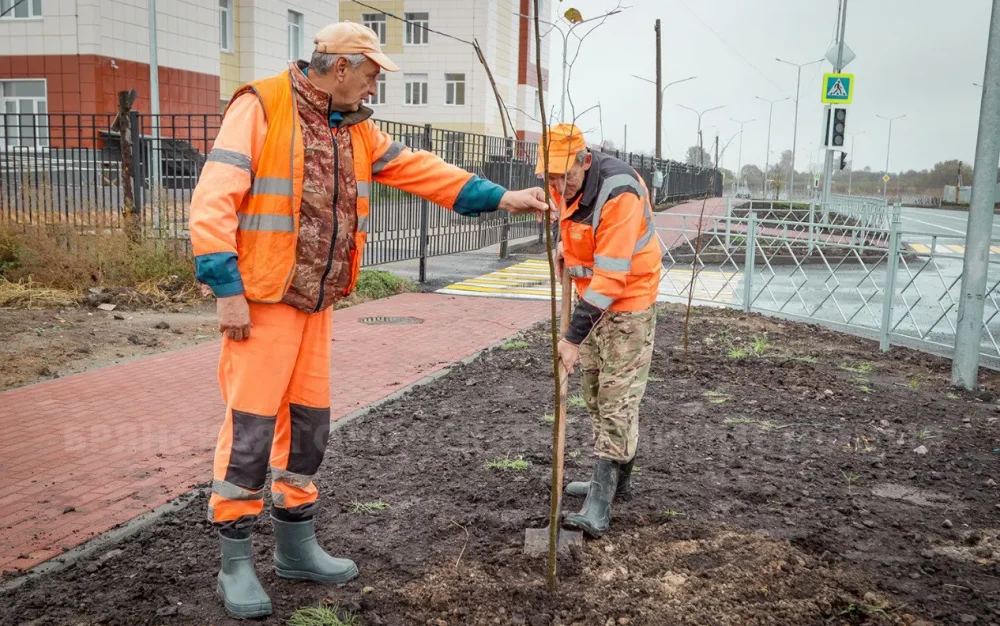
[657,202,1000,368]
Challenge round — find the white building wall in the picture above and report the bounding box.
[240,0,337,81]
[0,0,335,78]
[0,0,77,56]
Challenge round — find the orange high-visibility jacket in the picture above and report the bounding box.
[189,67,504,304]
[558,150,662,344]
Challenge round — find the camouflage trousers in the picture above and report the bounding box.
[579,306,656,463]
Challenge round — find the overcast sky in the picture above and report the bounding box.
[544,0,993,175]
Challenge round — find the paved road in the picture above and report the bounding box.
[899,205,1000,239]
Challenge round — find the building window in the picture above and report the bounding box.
[0,80,48,149]
[405,12,429,45]
[404,74,427,106]
[219,0,233,52]
[367,75,386,106]
[362,13,386,45]
[287,10,303,61]
[0,0,42,19]
[445,73,465,106]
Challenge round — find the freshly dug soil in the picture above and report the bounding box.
[0,303,217,392]
[4,304,1000,625]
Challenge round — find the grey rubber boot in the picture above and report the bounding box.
[271,517,359,585]
[562,459,619,538]
[216,534,272,619]
[565,457,634,498]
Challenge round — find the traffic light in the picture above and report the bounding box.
[823,107,848,148]
[839,151,848,171]
[830,107,847,147]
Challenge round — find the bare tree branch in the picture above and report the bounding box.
[507,105,543,126]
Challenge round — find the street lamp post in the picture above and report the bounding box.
[730,117,754,191]
[755,96,790,198]
[776,57,824,202]
[847,131,864,194]
[633,74,696,160]
[676,103,726,167]
[876,114,906,199]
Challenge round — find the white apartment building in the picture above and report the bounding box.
[0,0,547,146]
[337,0,549,140]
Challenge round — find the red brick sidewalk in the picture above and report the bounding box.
[654,197,729,250]
[0,294,547,574]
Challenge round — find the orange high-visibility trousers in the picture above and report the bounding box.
[208,302,332,525]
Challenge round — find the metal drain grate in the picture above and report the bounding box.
[359,316,425,325]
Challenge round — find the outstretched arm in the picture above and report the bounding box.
[366,122,548,217]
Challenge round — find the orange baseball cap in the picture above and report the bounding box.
[536,123,587,175]
[314,21,400,72]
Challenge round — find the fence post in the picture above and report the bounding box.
[418,123,432,282]
[743,211,757,313]
[808,199,815,254]
[879,204,902,352]
[130,110,143,220]
[725,196,732,252]
[500,137,513,259]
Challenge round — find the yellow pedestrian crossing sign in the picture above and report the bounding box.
[822,73,854,104]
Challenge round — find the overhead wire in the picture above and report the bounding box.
[673,0,791,99]
[349,0,475,46]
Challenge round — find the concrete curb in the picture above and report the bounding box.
[0,329,527,593]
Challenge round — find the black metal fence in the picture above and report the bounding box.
[1,113,721,277]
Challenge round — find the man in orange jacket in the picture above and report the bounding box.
[538,124,661,539]
[189,22,547,619]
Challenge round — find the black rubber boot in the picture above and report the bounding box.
[565,457,634,498]
[272,517,359,585]
[562,459,619,538]
[216,533,272,619]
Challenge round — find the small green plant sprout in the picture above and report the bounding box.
[704,390,730,404]
[501,338,530,351]
[288,605,360,626]
[485,455,530,471]
[727,334,770,359]
[351,500,390,514]
[839,361,873,375]
[918,428,936,441]
[841,471,861,494]
[567,394,587,409]
[648,374,664,383]
[661,509,683,519]
[724,417,778,431]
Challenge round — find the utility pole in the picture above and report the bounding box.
[714,133,719,169]
[821,0,849,208]
[731,117,754,190]
[655,19,663,160]
[953,0,1000,389]
[777,57,824,202]
[623,124,627,154]
[877,114,906,198]
[756,96,789,197]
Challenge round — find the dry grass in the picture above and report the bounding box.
[0,279,81,308]
[0,215,198,308]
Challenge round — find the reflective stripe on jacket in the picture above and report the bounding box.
[558,150,662,344]
[190,63,504,306]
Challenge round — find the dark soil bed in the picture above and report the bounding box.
[4,304,1000,625]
